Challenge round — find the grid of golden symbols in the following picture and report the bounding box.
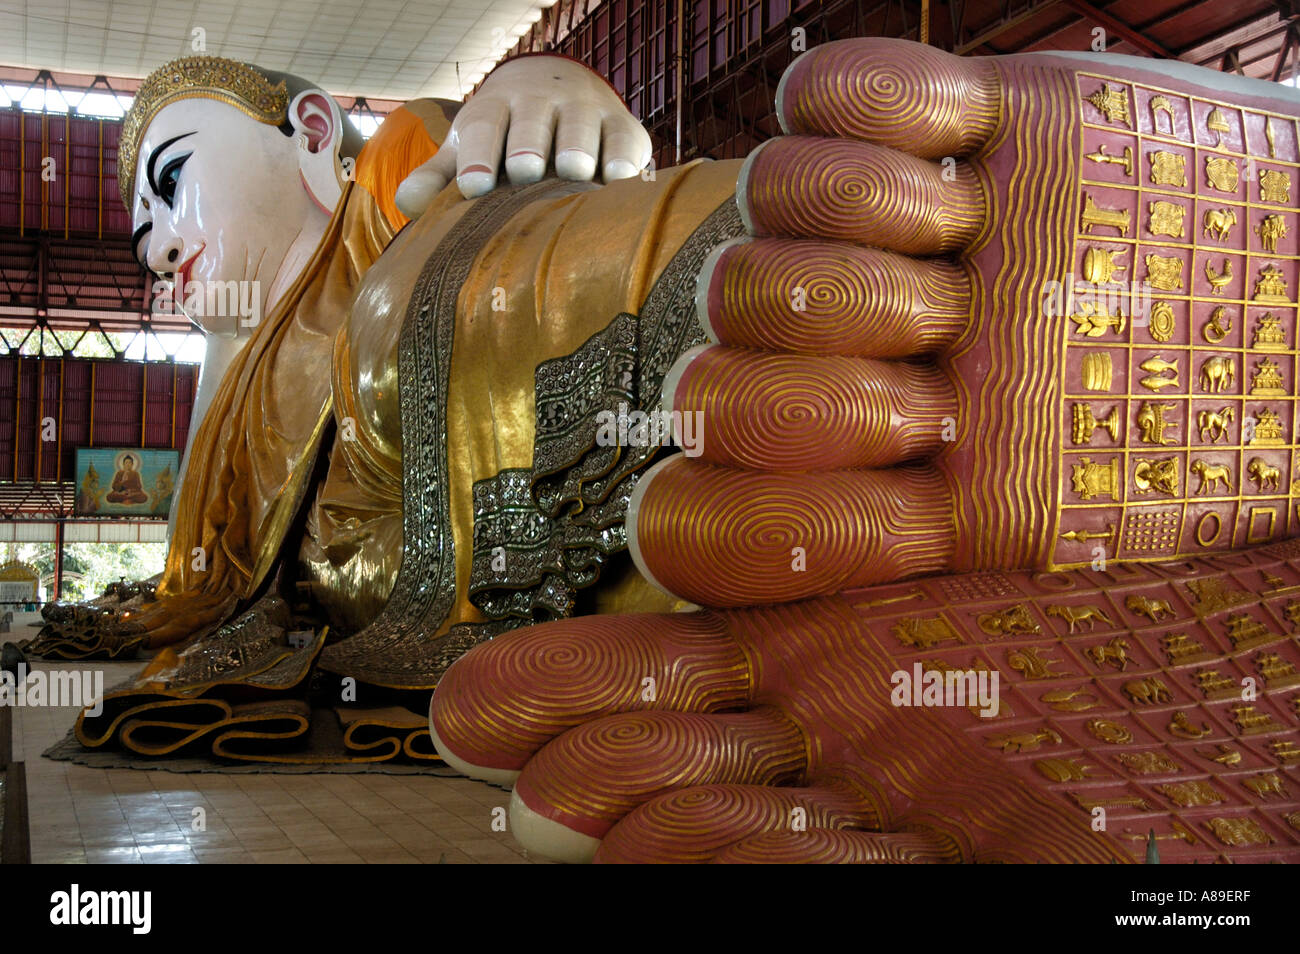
[856,556,1300,861]
[1055,73,1300,569]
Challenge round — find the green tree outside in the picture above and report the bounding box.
[1,540,165,601]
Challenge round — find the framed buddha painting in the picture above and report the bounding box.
[73,448,179,517]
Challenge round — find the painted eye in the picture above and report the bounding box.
[157,152,191,207]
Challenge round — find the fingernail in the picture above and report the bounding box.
[457,169,497,197]
[556,148,597,180]
[603,159,639,181]
[506,151,547,183]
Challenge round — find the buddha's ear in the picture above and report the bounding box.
[288,89,345,213]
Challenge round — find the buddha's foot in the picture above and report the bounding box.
[628,38,1300,604]
[433,549,1300,862]
[432,37,1300,863]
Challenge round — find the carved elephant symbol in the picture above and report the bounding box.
[1123,677,1173,705]
[1199,355,1234,393]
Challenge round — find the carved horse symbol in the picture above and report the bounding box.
[1084,636,1131,671]
[1197,406,1233,443]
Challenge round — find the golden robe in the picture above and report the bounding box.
[308,159,743,687]
[125,102,451,650]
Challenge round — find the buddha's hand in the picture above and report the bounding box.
[396,54,652,211]
[431,550,1300,863]
[627,38,1300,609]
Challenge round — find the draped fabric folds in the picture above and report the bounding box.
[123,103,448,650]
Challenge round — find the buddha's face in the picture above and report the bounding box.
[129,96,341,333]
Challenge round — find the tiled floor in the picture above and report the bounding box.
[11,661,542,864]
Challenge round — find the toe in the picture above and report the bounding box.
[739,136,984,254]
[696,237,969,357]
[594,783,870,863]
[511,709,807,853]
[665,343,957,470]
[430,611,751,779]
[776,37,1000,157]
[628,456,955,606]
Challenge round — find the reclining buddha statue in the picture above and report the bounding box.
[37,49,735,757]
[35,35,1300,862]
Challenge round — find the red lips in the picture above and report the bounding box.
[172,244,204,307]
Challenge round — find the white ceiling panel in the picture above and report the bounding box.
[0,0,557,101]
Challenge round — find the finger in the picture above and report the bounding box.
[593,784,874,863]
[664,344,956,470]
[451,99,511,197]
[776,37,1000,158]
[509,708,807,862]
[696,237,969,357]
[628,456,955,606]
[599,118,652,181]
[712,829,957,864]
[428,610,750,786]
[738,136,985,254]
[503,98,556,185]
[553,108,602,181]
[393,148,458,219]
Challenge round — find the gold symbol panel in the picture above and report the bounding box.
[1061,72,1300,570]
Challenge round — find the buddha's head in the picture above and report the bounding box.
[120,57,364,330]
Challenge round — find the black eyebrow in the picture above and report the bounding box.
[146,131,196,197]
[131,221,152,269]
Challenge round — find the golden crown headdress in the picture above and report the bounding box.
[118,56,289,209]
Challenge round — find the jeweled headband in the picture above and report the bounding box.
[118,56,289,210]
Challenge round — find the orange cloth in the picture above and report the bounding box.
[353,102,447,232]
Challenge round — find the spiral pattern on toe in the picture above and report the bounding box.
[514,710,807,838]
[711,829,956,864]
[777,38,1000,157]
[670,346,956,470]
[742,137,984,254]
[701,238,968,356]
[633,458,955,606]
[594,783,867,863]
[430,612,751,771]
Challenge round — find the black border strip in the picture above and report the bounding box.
[0,701,32,864]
